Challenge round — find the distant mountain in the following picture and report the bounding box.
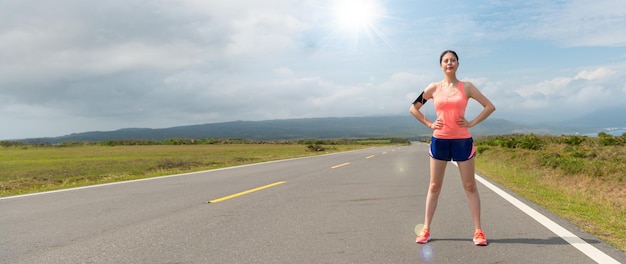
[561,106,626,129]
[18,115,616,144]
[534,106,626,136]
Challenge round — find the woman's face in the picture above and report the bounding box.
[440,52,458,74]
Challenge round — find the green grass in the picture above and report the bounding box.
[0,143,377,197]
[474,134,626,252]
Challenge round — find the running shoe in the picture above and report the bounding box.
[473,229,487,246]
[416,229,430,244]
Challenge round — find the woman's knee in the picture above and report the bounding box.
[429,182,443,193]
[463,182,477,193]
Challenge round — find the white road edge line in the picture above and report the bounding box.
[462,163,620,264]
[1,158,302,201]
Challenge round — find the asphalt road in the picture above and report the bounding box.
[1,143,624,263]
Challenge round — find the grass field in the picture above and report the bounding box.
[0,142,380,197]
[474,134,625,252]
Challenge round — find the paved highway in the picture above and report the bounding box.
[1,143,624,263]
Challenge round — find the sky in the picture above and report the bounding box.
[1,0,626,140]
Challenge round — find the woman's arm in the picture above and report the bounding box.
[463,82,495,128]
[410,83,439,129]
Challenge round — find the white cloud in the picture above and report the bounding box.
[501,63,626,118]
[470,0,626,47]
[574,67,614,80]
[226,12,305,57]
[273,67,295,77]
[530,0,626,47]
[517,77,572,98]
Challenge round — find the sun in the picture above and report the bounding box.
[325,0,392,50]
[332,0,380,34]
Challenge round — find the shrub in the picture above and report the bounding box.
[0,141,26,147]
[478,134,545,150]
[560,135,586,146]
[539,152,561,169]
[538,152,585,175]
[518,133,544,150]
[569,150,587,158]
[476,145,490,154]
[307,144,325,152]
[598,133,621,146]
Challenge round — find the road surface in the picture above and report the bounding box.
[1,143,624,263]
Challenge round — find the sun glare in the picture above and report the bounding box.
[326,0,393,51]
[333,0,379,33]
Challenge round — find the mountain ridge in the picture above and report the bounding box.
[15,115,616,144]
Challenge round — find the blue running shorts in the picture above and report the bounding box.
[429,137,476,161]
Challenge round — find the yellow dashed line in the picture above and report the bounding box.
[208,181,286,203]
[331,162,350,169]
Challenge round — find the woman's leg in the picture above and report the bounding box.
[457,158,481,230]
[423,158,448,230]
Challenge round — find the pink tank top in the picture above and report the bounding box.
[432,81,471,139]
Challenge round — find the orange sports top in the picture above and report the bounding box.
[432,81,471,139]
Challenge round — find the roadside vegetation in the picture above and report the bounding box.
[474,133,626,252]
[0,138,408,197]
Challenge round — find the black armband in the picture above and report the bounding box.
[412,91,427,105]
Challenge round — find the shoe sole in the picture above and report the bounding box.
[473,239,487,246]
[416,236,430,244]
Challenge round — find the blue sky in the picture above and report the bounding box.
[1,0,625,139]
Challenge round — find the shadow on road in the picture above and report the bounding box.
[429,237,601,245]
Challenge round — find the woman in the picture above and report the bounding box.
[409,50,495,246]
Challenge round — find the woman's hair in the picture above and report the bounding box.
[439,50,459,64]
